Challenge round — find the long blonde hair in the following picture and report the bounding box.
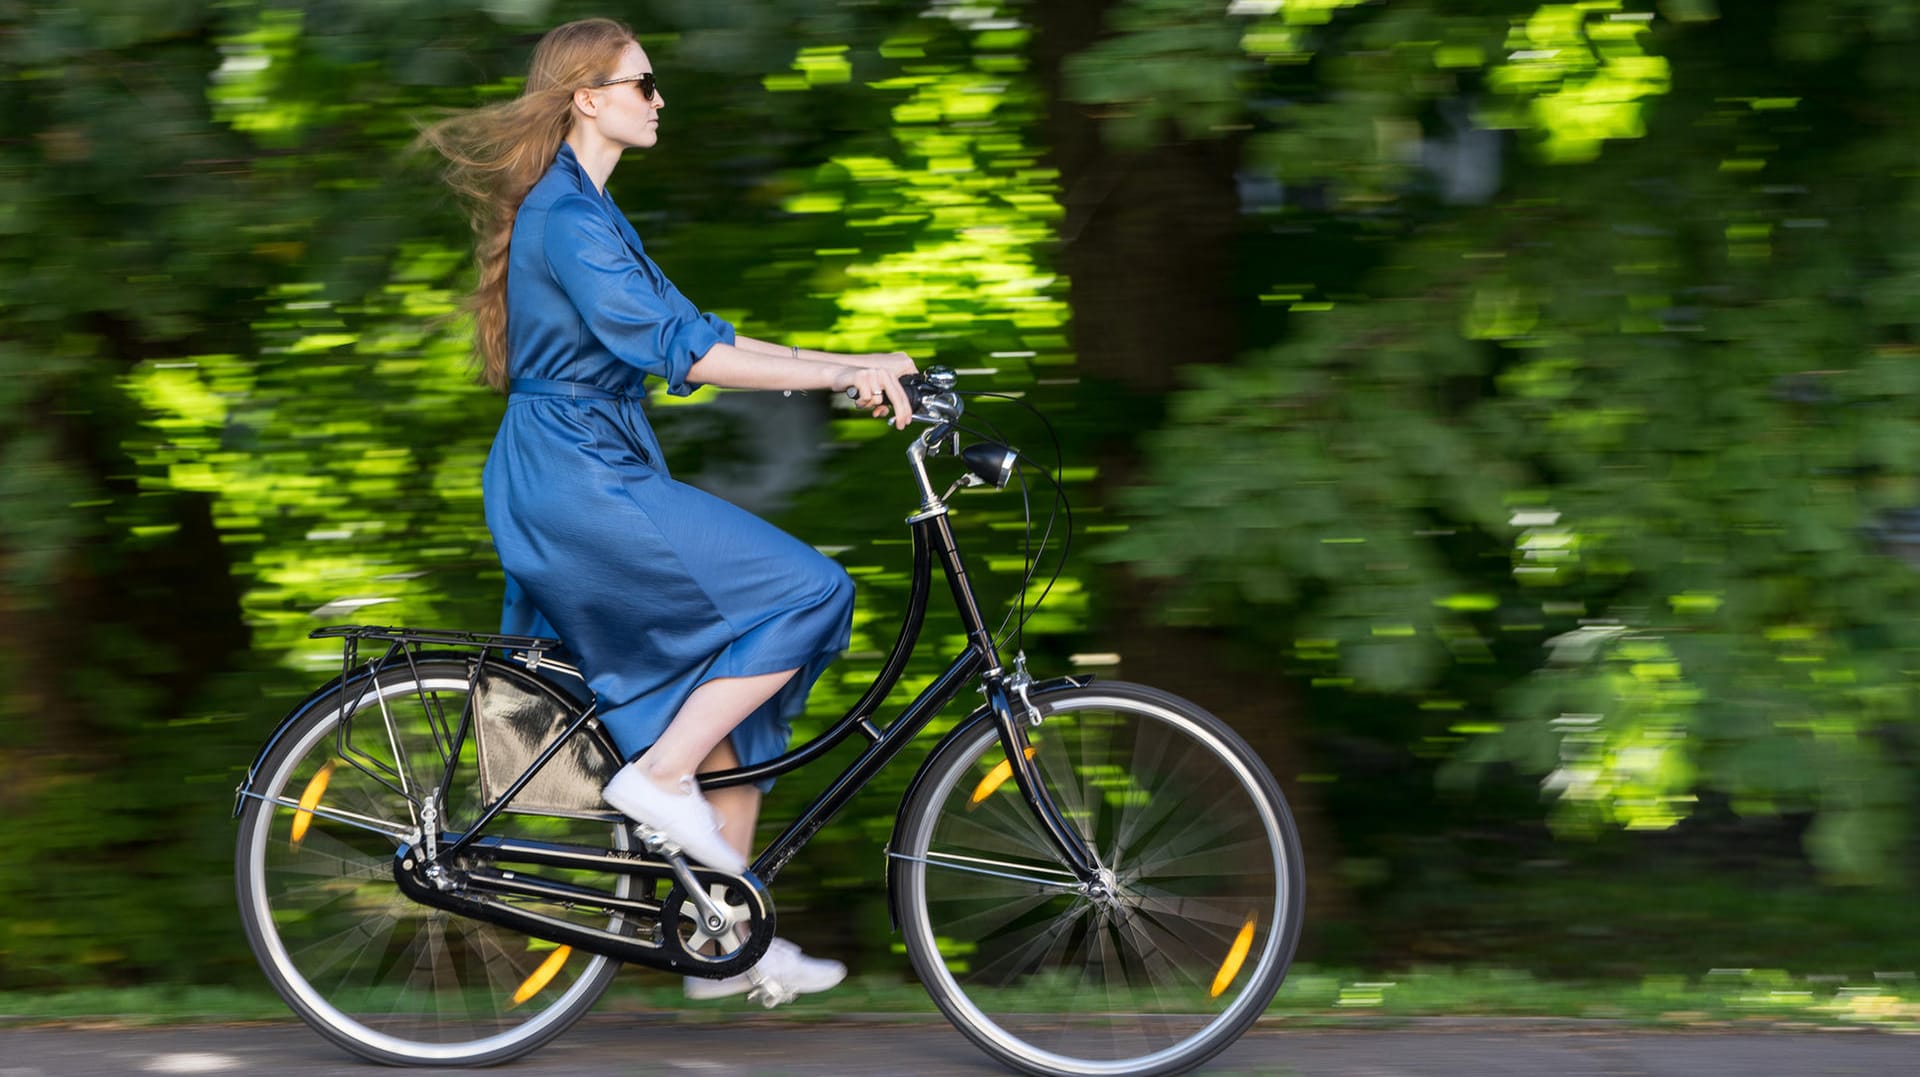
[416,18,636,391]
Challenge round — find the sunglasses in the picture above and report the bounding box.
[594,71,658,103]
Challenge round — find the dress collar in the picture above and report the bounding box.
[551,142,646,256]
[553,141,622,206]
[552,141,596,196]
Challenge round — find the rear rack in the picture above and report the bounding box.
[311,623,580,684]
[311,624,567,653]
[306,625,596,817]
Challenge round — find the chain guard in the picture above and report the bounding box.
[392,837,775,978]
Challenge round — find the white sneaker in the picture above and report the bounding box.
[683,938,847,1002]
[602,763,747,875]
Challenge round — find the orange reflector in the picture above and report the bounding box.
[511,945,572,1007]
[1209,913,1258,998]
[968,746,1038,809]
[290,760,336,846]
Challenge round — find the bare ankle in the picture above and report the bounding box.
[630,756,694,794]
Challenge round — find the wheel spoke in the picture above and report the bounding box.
[1125,900,1241,976]
[1115,908,1214,1000]
[916,883,1060,941]
[1121,834,1277,883]
[963,898,1091,988]
[1123,881,1265,932]
[451,914,521,1010]
[326,909,404,1007]
[1110,732,1206,856]
[958,779,1062,859]
[284,909,399,986]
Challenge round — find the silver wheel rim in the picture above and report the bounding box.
[903,693,1292,1076]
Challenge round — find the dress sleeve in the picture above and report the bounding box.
[542,194,729,396]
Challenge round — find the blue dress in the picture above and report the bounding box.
[483,143,854,779]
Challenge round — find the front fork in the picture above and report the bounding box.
[982,661,1102,883]
[916,481,1101,885]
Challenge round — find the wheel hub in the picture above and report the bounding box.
[1083,866,1122,907]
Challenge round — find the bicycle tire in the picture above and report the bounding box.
[894,682,1304,1077]
[235,658,629,1066]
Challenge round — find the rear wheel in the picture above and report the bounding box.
[894,683,1304,1077]
[235,659,630,1066]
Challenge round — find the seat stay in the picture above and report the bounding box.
[442,694,603,859]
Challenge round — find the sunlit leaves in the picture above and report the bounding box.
[208,7,313,146]
[125,270,500,666]
[1238,0,1371,65]
[1482,3,1671,163]
[1534,634,1701,834]
[764,45,852,92]
[807,33,1068,362]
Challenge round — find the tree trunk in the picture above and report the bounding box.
[1029,0,1242,394]
[1029,0,1347,929]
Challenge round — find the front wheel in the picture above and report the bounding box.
[894,683,1304,1077]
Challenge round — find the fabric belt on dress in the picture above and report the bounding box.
[508,378,636,401]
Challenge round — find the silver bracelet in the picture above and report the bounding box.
[783,344,803,396]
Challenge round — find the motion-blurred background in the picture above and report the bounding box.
[2,0,1915,1007]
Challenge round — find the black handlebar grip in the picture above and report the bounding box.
[898,373,928,413]
[845,374,928,414]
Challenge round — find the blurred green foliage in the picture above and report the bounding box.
[1,0,1915,992]
[1109,0,1920,884]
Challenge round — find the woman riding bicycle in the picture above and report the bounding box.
[419,16,913,1001]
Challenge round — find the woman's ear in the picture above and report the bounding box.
[572,86,598,118]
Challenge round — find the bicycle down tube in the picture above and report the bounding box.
[697,501,1101,885]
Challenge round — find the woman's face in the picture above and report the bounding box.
[587,42,662,150]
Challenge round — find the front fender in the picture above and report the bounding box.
[883,675,1088,931]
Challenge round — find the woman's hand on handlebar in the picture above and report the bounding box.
[832,364,914,429]
[853,351,918,381]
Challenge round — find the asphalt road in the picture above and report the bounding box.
[1,1018,1915,1077]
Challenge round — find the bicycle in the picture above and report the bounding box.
[232,367,1305,1077]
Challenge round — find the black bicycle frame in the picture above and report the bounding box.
[433,507,1098,886]
[707,508,1097,884]
[267,498,1102,895]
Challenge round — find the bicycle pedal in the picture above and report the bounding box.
[747,979,797,1008]
[634,824,681,857]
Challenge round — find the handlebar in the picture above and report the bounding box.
[843,366,961,428]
